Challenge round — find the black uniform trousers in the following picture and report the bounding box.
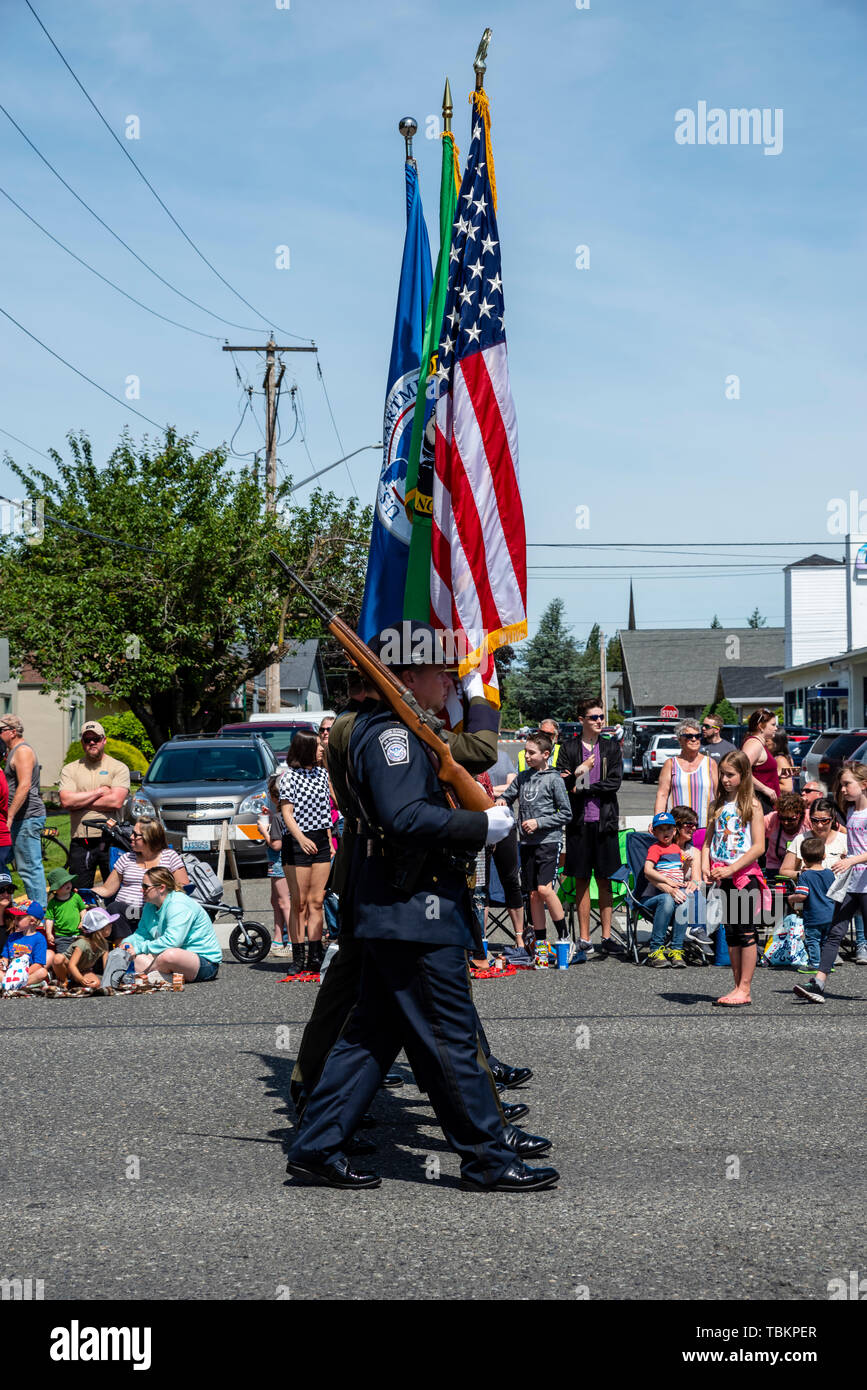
[288,940,515,1185]
[291,934,501,1113]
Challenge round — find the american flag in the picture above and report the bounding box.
[430,91,527,700]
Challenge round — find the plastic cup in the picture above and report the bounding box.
[555,940,570,969]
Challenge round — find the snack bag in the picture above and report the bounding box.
[763,913,808,968]
[4,946,32,992]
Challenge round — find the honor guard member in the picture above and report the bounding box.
[286,622,559,1192]
[291,656,532,1120]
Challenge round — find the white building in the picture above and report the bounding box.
[772,535,867,729]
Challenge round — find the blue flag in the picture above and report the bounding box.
[358,160,432,642]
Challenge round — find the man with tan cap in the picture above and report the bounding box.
[0,714,47,905]
[58,721,130,890]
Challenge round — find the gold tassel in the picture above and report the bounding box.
[441,131,461,198]
[468,89,497,213]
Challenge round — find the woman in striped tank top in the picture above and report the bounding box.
[654,721,718,828]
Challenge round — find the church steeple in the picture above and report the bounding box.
[628,579,636,630]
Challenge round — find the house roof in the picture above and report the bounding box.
[263,639,324,693]
[784,553,845,570]
[716,665,784,700]
[619,628,785,707]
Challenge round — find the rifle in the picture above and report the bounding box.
[268,551,493,812]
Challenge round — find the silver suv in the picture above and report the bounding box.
[130,735,277,864]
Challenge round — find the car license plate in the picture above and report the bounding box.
[182,838,212,851]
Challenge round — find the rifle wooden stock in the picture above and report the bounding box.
[327,613,494,813]
[267,551,493,812]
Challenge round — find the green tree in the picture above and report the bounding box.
[713,698,739,725]
[606,633,622,671]
[98,712,155,760]
[505,599,585,721]
[710,614,722,629]
[0,429,372,748]
[747,608,767,629]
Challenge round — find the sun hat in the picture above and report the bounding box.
[46,867,77,892]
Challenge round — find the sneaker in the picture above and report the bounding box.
[665,948,687,969]
[270,944,293,959]
[600,938,623,956]
[685,925,712,947]
[645,947,670,969]
[798,964,819,974]
[855,945,867,965]
[793,977,826,1003]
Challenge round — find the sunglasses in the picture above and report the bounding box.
[585,714,604,721]
[130,831,144,839]
[682,732,700,738]
[810,817,832,826]
[81,737,102,746]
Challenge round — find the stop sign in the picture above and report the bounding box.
[660,705,679,719]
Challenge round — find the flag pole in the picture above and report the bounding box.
[474,27,492,91]
[442,77,453,132]
[399,116,417,165]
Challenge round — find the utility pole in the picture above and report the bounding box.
[223,338,316,711]
[600,630,608,720]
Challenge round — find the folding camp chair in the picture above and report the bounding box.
[477,845,516,945]
[611,831,713,967]
[558,828,631,951]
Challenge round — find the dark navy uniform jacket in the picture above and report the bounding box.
[346,707,489,949]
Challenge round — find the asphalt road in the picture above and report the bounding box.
[3,923,864,1301]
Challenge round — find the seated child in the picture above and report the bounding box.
[791,836,835,971]
[643,812,700,968]
[54,908,116,989]
[672,805,714,955]
[45,867,87,961]
[0,906,50,987]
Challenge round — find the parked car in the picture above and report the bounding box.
[218,719,313,763]
[622,718,679,776]
[801,731,840,786]
[641,733,681,783]
[781,726,821,770]
[130,734,277,864]
[803,728,867,792]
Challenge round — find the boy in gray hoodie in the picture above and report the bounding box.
[497,732,572,944]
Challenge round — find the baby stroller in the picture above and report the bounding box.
[86,818,272,964]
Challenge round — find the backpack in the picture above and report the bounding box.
[181,855,224,908]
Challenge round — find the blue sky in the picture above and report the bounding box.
[1,0,865,644]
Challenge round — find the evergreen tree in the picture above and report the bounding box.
[505,599,585,721]
[710,614,722,628]
[747,608,767,629]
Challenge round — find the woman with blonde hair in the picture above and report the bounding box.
[701,751,767,1007]
[122,867,222,983]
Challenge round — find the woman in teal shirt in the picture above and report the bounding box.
[123,867,222,982]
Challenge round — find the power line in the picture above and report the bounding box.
[316,357,356,496]
[527,540,845,549]
[0,495,154,553]
[0,99,264,334]
[24,0,314,344]
[0,427,53,463]
[0,303,166,430]
[0,183,224,342]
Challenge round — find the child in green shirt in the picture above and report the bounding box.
[45,867,87,958]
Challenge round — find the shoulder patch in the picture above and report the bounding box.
[378,727,410,766]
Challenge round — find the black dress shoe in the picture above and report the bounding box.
[501,1100,529,1123]
[489,1062,533,1089]
[380,1072,403,1088]
[286,1154,381,1188]
[345,1136,377,1156]
[461,1160,559,1192]
[502,1124,552,1157]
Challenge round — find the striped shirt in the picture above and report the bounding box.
[670,755,713,827]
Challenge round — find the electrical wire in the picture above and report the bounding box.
[0,427,53,463]
[0,100,264,333]
[0,494,154,553]
[0,303,165,429]
[0,183,224,341]
[24,0,315,344]
[316,357,357,496]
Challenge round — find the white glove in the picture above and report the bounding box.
[459,668,485,701]
[485,806,514,845]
